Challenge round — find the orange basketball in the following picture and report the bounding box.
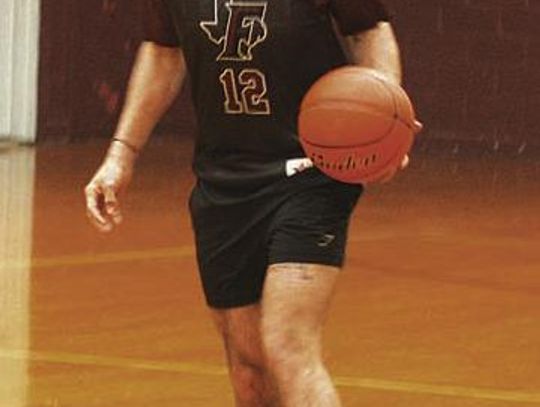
[298,66,417,184]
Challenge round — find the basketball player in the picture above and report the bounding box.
[85,1,418,405]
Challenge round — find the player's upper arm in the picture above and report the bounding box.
[144,0,182,48]
[328,0,392,36]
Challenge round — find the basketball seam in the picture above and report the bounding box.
[300,69,414,182]
[300,102,397,146]
[362,137,406,181]
[300,119,412,149]
[300,102,395,120]
[370,76,416,131]
[301,114,408,149]
[300,79,411,146]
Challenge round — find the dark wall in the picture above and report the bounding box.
[38,0,193,143]
[388,0,540,148]
[38,0,540,147]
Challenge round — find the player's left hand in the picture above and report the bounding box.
[377,119,422,183]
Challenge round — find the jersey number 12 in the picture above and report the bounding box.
[219,68,271,115]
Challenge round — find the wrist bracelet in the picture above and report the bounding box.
[112,138,139,155]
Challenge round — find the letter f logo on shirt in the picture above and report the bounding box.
[200,0,268,61]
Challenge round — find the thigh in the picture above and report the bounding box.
[262,263,340,339]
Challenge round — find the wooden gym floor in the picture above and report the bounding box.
[1,138,539,406]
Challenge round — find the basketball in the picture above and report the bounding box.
[298,66,418,184]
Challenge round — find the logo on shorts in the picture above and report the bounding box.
[200,0,268,61]
[317,234,336,247]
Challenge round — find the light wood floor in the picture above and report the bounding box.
[1,139,539,406]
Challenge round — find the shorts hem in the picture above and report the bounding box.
[268,255,344,268]
[207,295,262,310]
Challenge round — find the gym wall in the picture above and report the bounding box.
[388,0,540,149]
[37,0,194,143]
[37,0,540,147]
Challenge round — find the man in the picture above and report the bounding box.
[85,1,414,405]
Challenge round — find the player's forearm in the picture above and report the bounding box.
[346,22,402,85]
[109,42,186,160]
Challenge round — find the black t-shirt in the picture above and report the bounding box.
[145,0,390,189]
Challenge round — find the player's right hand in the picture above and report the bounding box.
[84,153,134,233]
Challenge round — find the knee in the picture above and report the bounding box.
[219,328,267,378]
[222,335,275,403]
[229,346,266,376]
[262,325,319,370]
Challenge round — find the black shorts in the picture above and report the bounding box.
[188,169,362,309]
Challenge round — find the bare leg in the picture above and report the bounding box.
[262,263,342,407]
[211,304,280,407]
